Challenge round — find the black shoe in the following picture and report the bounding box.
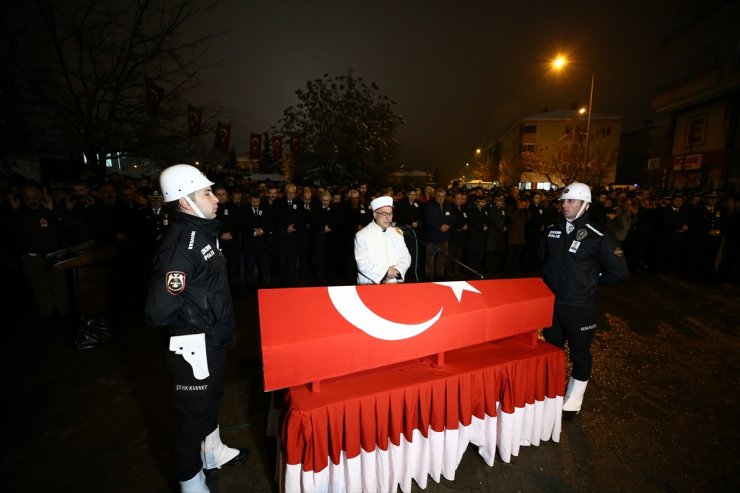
[203,448,250,475]
[562,410,579,421]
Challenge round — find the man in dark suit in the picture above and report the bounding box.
[658,194,690,275]
[485,192,507,273]
[214,185,243,288]
[465,195,488,273]
[339,189,372,283]
[394,187,425,281]
[309,191,339,285]
[272,183,305,286]
[242,192,272,290]
[423,188,454,280]
[447,190,468,277]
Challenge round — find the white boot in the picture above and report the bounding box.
[563,378,589,417]
[201,425,240,471]
[180,470,209,493]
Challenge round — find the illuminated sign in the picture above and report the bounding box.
[673,154,702,170]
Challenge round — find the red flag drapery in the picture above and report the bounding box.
[272,135,283,160]
[249,132,262,160]
[214,121,231,153]
[187,105,202,136]
[146,80,164,115]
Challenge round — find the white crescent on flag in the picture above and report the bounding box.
[326,281,481,341]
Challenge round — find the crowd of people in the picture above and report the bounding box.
[3,167,739,323]
[3,164,738,490]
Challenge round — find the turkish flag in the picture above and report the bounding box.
[214,121,230,153]
[290,134,299,156]
[249,132,262,160]
[272,135,283,160]
[146,80,164,115]
[187,105,201,136]
[258,279,554,391]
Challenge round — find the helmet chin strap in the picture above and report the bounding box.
[568,202,590,223]
[183,195,207,219]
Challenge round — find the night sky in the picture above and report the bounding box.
[190,0,700,182]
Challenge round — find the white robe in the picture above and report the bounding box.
[354,220,411,284]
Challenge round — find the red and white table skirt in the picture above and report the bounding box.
[275,339,565,493]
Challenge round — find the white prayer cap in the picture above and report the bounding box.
[370,195,393,211]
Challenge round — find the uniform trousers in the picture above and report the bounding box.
[543,302,597,381]
[167,344,226,481]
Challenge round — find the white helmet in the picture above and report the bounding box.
[560,182,591,203]
[160,164,214,202]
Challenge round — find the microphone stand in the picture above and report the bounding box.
[397,227,485,280]
[357,270,378,284]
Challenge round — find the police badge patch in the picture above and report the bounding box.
[166,271,186,295]
[576,229,588,241]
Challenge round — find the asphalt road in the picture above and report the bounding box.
[6,271,740,492]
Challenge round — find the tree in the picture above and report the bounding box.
[1,0,223,176]
[274,72,405,186]
[547,140,585,186]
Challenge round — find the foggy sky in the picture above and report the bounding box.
[190,0,699,182]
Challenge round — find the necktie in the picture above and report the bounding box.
[253,208,257,215]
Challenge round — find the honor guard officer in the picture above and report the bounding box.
[141,190,169,244]
[145,164,248,493]
[540,182,628,419]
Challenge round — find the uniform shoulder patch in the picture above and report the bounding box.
[166,271,186,295]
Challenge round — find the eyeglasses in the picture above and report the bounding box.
[375,211,393,218]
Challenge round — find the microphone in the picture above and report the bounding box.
[391,222,413,232]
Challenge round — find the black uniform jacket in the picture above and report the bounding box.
[540,213,628,306]
[145,211,235,348]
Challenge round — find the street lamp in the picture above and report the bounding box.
[551,55,595,183]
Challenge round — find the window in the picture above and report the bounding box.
[520,144,535,153]
[522,124,536,134]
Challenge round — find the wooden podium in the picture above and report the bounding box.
[52,241,119,318]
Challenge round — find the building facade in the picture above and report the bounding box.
[495,109,622,188]
[652,1,740,192]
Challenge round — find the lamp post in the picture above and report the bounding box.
[551,55,595,183]
[583,70,594,183]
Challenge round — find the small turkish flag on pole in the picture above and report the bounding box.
[272,135,283,161]
[290,134,300,157]
[214,121,231,153]
[187,105,201,136]
[249,132,262,160]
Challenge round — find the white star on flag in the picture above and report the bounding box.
[432,281,481,302]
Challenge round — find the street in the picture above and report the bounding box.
[7,271,740,492]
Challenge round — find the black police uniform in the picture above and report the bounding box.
[540,213,628,381]
[145,211,235,482]
[690,201,724,278]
